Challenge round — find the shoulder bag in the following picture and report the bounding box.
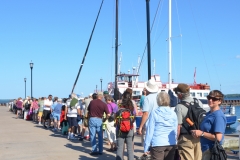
[210,135,227,160]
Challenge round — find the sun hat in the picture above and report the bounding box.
[173,83,190,93]
[97,92,103,96]
[144,79,159,93]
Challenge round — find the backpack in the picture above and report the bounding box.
[180,98,206,134]
[24,101,31,110]
[116,108,134,133]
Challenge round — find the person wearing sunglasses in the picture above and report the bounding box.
[191,90,226,160]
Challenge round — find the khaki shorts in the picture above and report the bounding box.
[38,111,43,117]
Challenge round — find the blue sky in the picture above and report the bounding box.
[0,0,240,99]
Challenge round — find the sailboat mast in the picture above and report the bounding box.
[168,0,172,89]
[114,0,119,102]
[146,0,151,80]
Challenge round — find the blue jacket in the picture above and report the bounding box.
[144,106,178,152]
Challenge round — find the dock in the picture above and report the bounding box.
[0,106,239,160]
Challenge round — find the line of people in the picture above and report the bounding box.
[8,80,227,160]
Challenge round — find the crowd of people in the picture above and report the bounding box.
[7,80,227,160]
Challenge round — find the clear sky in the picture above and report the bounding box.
[1,0,240,99]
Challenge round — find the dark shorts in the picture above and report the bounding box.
[16,108,22,110]
[67,117,78,127]
[42,110,51,120]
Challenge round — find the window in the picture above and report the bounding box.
[197,92,202,97]
[204,93,208,97]
[190,92,195,97]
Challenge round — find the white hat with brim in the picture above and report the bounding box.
[144,79,159,93]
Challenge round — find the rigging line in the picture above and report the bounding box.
[129,0,144,48]
[188,1,212,85]
[173,0,183,82]
[71,0,105,94]
[110,0,115,84]
[136,0,162,77]
[152,0,164,48]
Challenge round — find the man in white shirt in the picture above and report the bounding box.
[64,93,81,140]
[42,95,53,129]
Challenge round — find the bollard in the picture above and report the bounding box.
[236,119,240,159]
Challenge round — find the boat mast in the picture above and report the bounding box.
[168,0,172,89]
[114,0,119,102]
[146,0,151,80]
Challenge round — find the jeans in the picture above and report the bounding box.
[89,117,103,153]
[116,129,134,160]
[150,145,177,160]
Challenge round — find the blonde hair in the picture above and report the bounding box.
[157,92,170,106]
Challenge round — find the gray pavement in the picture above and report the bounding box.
[0,106,239,160]
[0,106,144,160]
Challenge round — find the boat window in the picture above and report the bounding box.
[133,91,141,96]
[197,92,202,97]
[190,92,195,97]
[204,93,208,97]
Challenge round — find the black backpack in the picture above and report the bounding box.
[181,98,206,134]
[24,101,31,110]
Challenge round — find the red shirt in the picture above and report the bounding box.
[60,111,65,123]
[88,99,109,118]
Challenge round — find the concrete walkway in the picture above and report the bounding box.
[0,106,239,160]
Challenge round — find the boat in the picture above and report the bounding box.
[220,104,237,127]
[107,0,211,103]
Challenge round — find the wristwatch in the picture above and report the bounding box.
[201,131,204,137]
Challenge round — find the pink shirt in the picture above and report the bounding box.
[32,101,39,110]
[16,100,23,109]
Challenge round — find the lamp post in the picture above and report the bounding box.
[96,85,98,93]
[29,61,34,99]
[100,78,102,92]
[24,78,26,98]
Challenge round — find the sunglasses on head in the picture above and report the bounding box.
[207,95,220,101]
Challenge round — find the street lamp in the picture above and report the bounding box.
[100,78,102,92]
[24,78,26,98]
[29,61,34,99]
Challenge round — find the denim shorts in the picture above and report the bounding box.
[53,113,60,121]
[67,117,78,127]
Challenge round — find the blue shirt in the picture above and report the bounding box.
[52,103,62,115]
[142,92,158,127]
[144,106,178,152]
[200,110,226,152]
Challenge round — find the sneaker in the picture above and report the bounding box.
[67,134,70,140]
[70,136,77,140]
[52,128,57,132]
[79,137,84,141]
[43,125,47,129]
[38,122,41,125]
[89,152,99,156]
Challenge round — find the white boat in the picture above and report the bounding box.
[107,0,210,102]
